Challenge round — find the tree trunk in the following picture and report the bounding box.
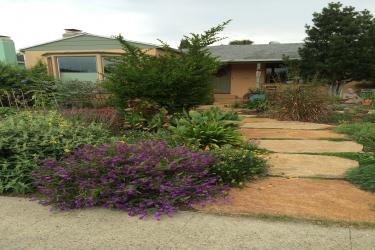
[329,80,344,96]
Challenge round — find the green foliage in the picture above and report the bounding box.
[53,80,107,108]
[104,21,230,111]
[346,152,375,192]
[0,61,55,108]
[123,99,170,131]
[336,122,375,150]
[299,2,375,91]
[0,111,111,193]
[178,38,190,50]
[210,144,268,187]
[169,108,242,149]
[229,39,254,45]
[0,61,52,90]
[236,90,270,112]
[0,107,17,118]
[361,91,375,108]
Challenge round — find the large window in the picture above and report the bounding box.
[265,63,288,83]
[58,56,97,73]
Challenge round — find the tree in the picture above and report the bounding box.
[104,21,230,111]
[178,39,189,50]
[229,39,253,45]
[299,2,375,94]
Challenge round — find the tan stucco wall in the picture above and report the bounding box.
[230,64,257,97]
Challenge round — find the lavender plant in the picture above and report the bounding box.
[33,141,226,219]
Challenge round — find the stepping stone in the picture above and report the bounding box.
[241,117,271,122]
[266,153,358,178]
[258,140,363,153]
[200,177,375,224]
[241,120,333,130]
[240,128,347,140]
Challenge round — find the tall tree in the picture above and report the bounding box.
[299,2,375,94]
[104,21,230,111]
[229,39,253,45]
[178,39,190,50]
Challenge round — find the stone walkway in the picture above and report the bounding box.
[240,117,363,177]
[204,117,375,224]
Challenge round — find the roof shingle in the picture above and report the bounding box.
[208,43,303,62]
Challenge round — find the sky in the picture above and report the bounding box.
[1,0,374,50]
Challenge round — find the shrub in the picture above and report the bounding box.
[0,111,111,193]
[53,80,107,108]
[104,21,230,111]
[123,99,171,131]
[60,108,122,133]
[0,62,54,108]
[32,141,226,218]
[272,84,330,121]
[169,109,242,149]
[347,164,375,192]
[210,144,267,187]
[336,122,375,150]
[0,107,17,118]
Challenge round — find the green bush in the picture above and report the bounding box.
[169,109,242,149]
[0,111,111,193]
[53,80,107,108]
[123,99,171,131]
[0,107,17,118]
[347,164,375,192]
[336,122,375,150]
[210,144,268,187]
[0,62,54,108]
[272,85,330,121]
[104,21,230,111]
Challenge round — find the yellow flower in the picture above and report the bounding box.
[119,140,125,144]
[50,139,57,144]
[64,148,71,153]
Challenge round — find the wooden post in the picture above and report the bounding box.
[256,63,262,89]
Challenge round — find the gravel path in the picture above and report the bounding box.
[1,196,375,250]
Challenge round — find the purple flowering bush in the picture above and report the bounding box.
[33,141,225,218]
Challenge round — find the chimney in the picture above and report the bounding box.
[63,29,82,38]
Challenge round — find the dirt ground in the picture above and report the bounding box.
[201,177,375,224]
[240,128,346,139]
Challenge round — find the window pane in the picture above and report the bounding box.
[58,56,97,73]
[102,57,116,74]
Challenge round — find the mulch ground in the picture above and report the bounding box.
[200,177,375,224]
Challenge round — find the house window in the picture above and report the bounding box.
[58,56,97,73]
[265,63,288,83]
[102,57,116,75]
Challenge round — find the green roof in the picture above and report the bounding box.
[20,33,160,52]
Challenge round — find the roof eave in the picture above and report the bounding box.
[220,58,300,63]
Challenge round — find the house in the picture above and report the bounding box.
[20,29,164,81]
[208,42,303,103]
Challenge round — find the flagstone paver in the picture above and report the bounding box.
[266,153,359,178]
[241,119,334,130]
[240,128,347,139]
[258,139,363,153]
[202,177,375,224]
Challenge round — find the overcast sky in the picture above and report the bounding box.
[1,0,374,50]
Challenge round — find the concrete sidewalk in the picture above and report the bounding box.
[1,197,374,250]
